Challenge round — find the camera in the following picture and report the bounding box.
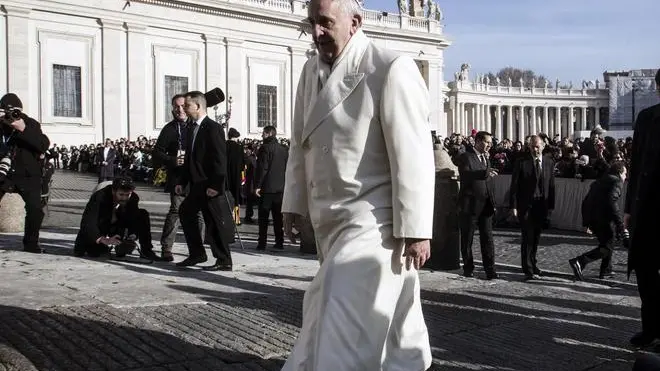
[0,156,11,180]
[1,108,22,124]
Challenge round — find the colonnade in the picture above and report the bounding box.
[450,103,607,141]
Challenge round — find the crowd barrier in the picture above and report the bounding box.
[490,175,627,232]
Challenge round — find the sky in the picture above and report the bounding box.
[363,0,660,83]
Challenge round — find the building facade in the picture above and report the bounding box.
[1,0,450,146]
[444,65,659,141]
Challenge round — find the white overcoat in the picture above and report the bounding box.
[281,29,435,370]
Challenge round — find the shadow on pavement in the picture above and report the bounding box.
[0,304,285,371]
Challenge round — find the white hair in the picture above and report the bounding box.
[335,0,362,16]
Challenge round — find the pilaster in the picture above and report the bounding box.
[5,6,31,112]
[100,19,127,140]
[203,34,226,101]
[225,38,244,134]
[288,45,308,137]
[126,23,149,140]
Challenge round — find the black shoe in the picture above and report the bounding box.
[463,271,474,278]
[569,259,584,281]
[533,269,545,277]
[202,261,232,271]
[243,218,255,224]
[630,332,658,348]
[23,247,45,254]
[486,272,499,280]
[599,272,615,279]
[161,251,174,262]
[256,245,266,251]
[175,255,208,267]
[140,249,163,261]
[524,274,541,280]
[272,243,284,250]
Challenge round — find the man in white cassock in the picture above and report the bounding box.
[280,0,435,368]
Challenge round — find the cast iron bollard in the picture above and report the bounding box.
[428,145,461,271]
[0,193,26,233]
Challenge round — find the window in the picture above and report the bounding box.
[257,84,277,128]
[164,75,189,121]
[52,64,82,117]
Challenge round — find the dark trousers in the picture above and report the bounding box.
[179,184,232,265]
[577,223,614,274]
[258,192,284,248]
[518,199,547,275]
[459,201,495,274]
[160,192,204,252]
[77,208,154,257]
[636,266,660,339]
[0,177,44,250]
[245,193,257,220]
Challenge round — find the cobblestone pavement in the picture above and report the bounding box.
[0,170,646,370]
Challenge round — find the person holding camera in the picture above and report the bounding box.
[570,161,628,280]
[73,177,160,259]
[0,93,50,253]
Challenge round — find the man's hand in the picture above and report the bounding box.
[624,213,631,229]
[100,235,122,246]
[403,239,431,270]
[487,168,499,178]
[102,161,107,166]
[283,212,303,243]
[176,157,185,166]
[174,185,183,195]
[586,228,593,235]
[206,188,219,197]
[512,209,517,218]
[255,188,261,197]
[10,118,25,132]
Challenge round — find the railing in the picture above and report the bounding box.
[453,80,609,98]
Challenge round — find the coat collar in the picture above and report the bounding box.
[301,29,369,141]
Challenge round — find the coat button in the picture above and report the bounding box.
[322,145,329,153]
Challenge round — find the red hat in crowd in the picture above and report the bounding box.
[471,129,477,136]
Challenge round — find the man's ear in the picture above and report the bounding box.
[351,14,362,33]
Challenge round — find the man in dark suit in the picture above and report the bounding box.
[455,131,499,279]
[97,139,116,183]
[175,91,233,271]
[226,127,245,225]
[510,134,555,280]
[0,93,50,253]
[255,125,288,250]
[73,177,159,259]
[570,161,628,280]
[623,68,660,350]
[153,94,204,261]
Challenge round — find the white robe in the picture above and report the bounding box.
[281,29,435,371]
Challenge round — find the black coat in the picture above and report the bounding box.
[1,116,50,180]
[74,185,141,248]
[97,147,116,179]
[255,136,288,194]
[455,147,495,216]
[509,153,555,215]
[153,119,189,193]
[178,116,227,192]
[624,103,660,272]
[226,140,245,202]
[581,173,624,232]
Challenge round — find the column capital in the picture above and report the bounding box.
[125,22,149,33]
[203,34,225,45]
[3,5,31,18]
[287,45,309,55]
[99,19,126,31]
[225,38,245,47]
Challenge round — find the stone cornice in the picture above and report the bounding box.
[98,19,126,31]
[3,5,31,18]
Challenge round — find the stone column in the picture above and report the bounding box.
[495,105,503,139]
[517,107,525,141]
[204,35,227,100]
[126,23,149,140]
[506,105,514,140]
[542,106,549,135]
[225,38,245,134]
[581,107,587,131]
[458,102,464,134]
[555,107,562,138]
[531,107,537,135]
[471,105,477,132]
[567,106,574,134]
[6,6,31,112]
[485,104,491,133]
[595,107,600,128]
[101,20,128,140]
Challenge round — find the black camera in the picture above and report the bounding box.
[1,108,22,124]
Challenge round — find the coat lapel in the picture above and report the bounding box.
[301,30,369,141]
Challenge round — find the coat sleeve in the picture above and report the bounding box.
[153,125,177,169]
[608,179,625,233]
[456,153,488,181]
[380,56,435,239]
[624,110,645,214]
[14,117,50,154]
[254,145,270,190]
[547,159,556,211]
[79,192,103,245]
[282,64,310,216]
[206,122,227,192]
[509,158,520,210]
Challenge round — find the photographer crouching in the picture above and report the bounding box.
[73,177,161,260]
[0,93,50,253]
